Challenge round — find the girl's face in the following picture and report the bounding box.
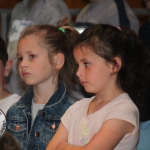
[73,47,115,94]
[17,35,56,86]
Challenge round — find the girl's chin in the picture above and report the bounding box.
[84,88,92,93]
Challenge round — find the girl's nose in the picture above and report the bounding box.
[76,67,82,77]
[19,59,27,69]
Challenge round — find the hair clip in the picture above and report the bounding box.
[59,27,65,33]
[116,27,121,31]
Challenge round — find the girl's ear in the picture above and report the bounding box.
[54,53,65,70]
[4,59,13,77]
[111,57,122,75]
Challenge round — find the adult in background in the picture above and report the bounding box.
[137,1,150,149]
[75,0,139,33]
[139,0,150,51]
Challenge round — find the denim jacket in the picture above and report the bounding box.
[6,82,73,150]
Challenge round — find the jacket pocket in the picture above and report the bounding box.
[7,116,27,148]
[41,116,61,145]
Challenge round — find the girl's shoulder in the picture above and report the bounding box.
[109,93,138,109]
[104,93,139,125]
[105,93,139,116]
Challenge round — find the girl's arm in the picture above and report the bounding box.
[46,122,68,150]
[55,119,134,150]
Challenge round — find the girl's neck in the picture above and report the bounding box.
[87,88,124,115]
[95,88,124,103]
[33,82,58,104]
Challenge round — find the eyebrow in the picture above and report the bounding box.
[16,51,32,57]
[80,58,88,62]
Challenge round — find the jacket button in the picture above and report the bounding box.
[35,132,40,137]
[41,112,45,116]
[15,125,21,131]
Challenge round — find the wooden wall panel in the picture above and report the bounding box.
[64,0,88,8]
[0,0,145,9]
[126,0,147,25]
[126,0,145,8]
[0,0,21,8]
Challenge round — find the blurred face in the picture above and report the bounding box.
[17,35,55,86]
[0,60,5,86]
[73,47,114,94]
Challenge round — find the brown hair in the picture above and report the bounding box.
[0,132,21,150]
[0,37,8,65]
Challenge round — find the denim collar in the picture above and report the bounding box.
[17,82,66,107]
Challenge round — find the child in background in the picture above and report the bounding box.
[6,19,79,150]
[0,132,21,150]
[0,37,20,114]
[47,24,150,150]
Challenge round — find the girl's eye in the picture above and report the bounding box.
[84,62,90,67]
[17,57,23,62]
[29,54,36,59]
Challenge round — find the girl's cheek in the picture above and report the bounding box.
[18,68,22,76]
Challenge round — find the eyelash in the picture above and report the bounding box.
[29,54,36,59]
[17,54,36,62]
[84,62,90,67]
[17,57,23,62]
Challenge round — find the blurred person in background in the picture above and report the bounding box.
[75,0,139,33]
[139,0,150,51]
[137,1,150,149]
[0,37,20,115]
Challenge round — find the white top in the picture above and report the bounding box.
[0,94,20,115]
[31,100,45,126]
[61,93,139,150]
